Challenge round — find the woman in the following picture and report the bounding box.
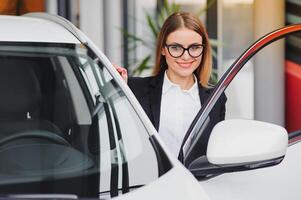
[116,12,226,161]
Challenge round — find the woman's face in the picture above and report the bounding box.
[162,28,203,79]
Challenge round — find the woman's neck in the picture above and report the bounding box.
[166,70,195,90]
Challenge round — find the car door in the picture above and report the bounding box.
[180,24,301,200]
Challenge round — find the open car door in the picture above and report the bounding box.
[179,23,301,179]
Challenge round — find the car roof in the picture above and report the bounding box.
[0,15,81,44]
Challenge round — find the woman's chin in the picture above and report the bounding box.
[175,70,196,78]
[176,67,197,77]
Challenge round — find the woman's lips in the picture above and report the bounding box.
[176,61,194,68]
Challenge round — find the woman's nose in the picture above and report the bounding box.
[181,49,191,60]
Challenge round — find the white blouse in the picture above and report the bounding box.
[158,72,201,157]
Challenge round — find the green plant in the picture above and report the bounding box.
[124,0,220,84]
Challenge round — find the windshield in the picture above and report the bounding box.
[0,42,170,198]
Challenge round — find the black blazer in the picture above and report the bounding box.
[128,71,226,163]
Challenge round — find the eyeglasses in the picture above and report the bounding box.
[165,43,205,58]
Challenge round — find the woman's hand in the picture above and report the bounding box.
[113,64,128,83]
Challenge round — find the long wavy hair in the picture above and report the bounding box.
[153,12,212,87]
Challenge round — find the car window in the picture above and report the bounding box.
[0,42,170,199]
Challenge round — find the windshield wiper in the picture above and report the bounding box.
[103,102,119,197]
[108,98,129,194]
[90,59,130,196]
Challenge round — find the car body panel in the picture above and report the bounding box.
[0,15,80,44]
[200,140,301,200]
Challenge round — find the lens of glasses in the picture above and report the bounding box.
[166,44,204,58]
[188,45,203,57]
[168,45,184,57]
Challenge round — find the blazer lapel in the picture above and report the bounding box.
[198,83,211,105]
[149,72,164,131]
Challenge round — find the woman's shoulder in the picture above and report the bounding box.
[128,76,154,88]
[127,75,158,96]
[128,76,153,84]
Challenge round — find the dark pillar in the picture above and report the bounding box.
[57,0,70,20]
[206,0,218,69]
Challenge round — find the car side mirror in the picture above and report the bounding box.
[188,119,288,179]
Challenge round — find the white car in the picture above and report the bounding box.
[0,13,300,200]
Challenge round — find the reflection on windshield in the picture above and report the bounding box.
[0,42,163,198]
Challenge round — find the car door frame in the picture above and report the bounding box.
[180,23,301,168]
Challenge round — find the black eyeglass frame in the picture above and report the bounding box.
[165,43,205,58]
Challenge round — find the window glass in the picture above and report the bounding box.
[220,0,254,119]
[77,55,159,192]
[0,42,166,199]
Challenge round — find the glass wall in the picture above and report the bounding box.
[219,0,254,120]
[127,0,157,75]
[167,0,206,13]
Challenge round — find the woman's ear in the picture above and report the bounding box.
[161,48,166,56]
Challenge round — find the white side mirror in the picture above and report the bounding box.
[207,119,288,165]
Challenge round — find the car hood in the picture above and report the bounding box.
[114,164,209,200]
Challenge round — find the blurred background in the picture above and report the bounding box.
[0,0,300,133]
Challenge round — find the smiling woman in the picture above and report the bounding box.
[126,12,227,160]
